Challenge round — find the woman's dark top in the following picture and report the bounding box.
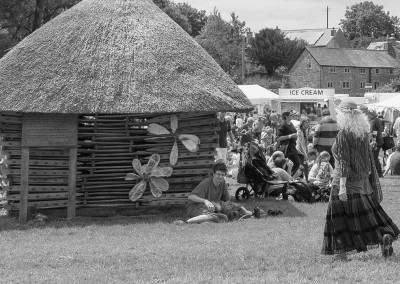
[277,120,297,154]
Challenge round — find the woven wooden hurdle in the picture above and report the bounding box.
[1,111,218,218]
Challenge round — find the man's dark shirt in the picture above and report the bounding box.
[218,119,231,148]
[277,121,297,154]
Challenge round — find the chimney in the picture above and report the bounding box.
[331,27,336,36]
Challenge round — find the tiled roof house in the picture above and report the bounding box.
[284,28,351,48]
[289,46,400,96]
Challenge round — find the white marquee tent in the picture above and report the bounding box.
[367,95,400,109]
[237,84,279,114]
[367,94,400,121]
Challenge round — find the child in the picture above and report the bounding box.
[308,151,333,187]
[261,127,276,152]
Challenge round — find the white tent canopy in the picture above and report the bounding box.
[367,95,400,122]
[367,95,400,109]
[237,85,279,113]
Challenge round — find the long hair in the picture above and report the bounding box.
[299,116,309,140]
[336,109,370,138]
[314,151,330,167]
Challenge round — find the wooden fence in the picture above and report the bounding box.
[0,111,218,214]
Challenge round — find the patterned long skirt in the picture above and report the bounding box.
[322,185,400,255]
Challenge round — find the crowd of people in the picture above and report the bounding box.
[186,101,399,258]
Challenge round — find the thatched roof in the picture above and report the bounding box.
[0,0,252,114]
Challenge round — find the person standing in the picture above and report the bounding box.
[276,110,300,176]
[270,110,278,135]
[235,114,243,129]
[393,116,400,144]
[216,112,234,164]
[383,144,400,176]
[296,116,310,181]
[312,109,339,167]
[322,100,399,258]
[253,116,264,143]
[239,117,254,146]
[367,109,384,177]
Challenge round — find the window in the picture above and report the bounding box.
[390,68,394,74]
[342,81,350,89]
[344,67,350,73]
[329,66,336,73]
[360,82,365,89]
[327,82,333,88]
[360,68,366,74]
[374,82,380,89]
[306,59,312,69]
[375,68,380,74]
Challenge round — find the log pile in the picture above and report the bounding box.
[0,111,218,212]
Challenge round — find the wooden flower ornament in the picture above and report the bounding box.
[125,154,173,202]
[147,114,200,165]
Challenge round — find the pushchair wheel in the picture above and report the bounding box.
[235,186,250,201]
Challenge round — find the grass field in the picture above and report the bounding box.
[1,176,400,284]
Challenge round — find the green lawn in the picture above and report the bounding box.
[1,177,400,284]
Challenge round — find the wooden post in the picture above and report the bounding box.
[68,147,77,219]
[20,147,29,222]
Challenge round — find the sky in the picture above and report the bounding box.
[176,0,400,33]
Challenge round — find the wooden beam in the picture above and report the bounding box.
[68,147,77,219]
[19,147,29,222]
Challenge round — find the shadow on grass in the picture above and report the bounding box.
[0,197,311,232]
[0,205,188,232]
[234,196,308,218]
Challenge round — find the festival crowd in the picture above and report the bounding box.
[186,101,399,258]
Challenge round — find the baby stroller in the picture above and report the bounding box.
[234,142,289,201]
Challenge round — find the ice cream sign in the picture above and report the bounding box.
[279,88,335,100]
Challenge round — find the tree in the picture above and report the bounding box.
[0,0,81,58]
[247,28,306,76]
[152,0,207,37]
[176,3,207,37]
[340,1,400,43]
[195,9,246,82]
[375,68,400,92]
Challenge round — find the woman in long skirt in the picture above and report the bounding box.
[322,100,399,257]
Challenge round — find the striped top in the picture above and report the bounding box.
[313,116,339,151]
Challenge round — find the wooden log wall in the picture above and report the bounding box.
[77,112,218,208]
[0,112,83,211]
[0,111,218,212]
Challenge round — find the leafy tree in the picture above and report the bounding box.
[153,0,207,37]
[163,3,192,34]
[195,9,246,82]
[247,28,306,76]
[340,1,400,42]
[176,3,207,37]
[375,68,400,92]
[0,0,81,58]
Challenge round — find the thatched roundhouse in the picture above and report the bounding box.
[0,0,252,220]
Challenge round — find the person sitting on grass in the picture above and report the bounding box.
[186,162,252,223]
[270,156,294,182]
[267,151,294,177]
[308,151,333,188]
[383,144,400,176]
[187,200,253,223]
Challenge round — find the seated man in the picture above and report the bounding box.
[186,163,251,223]
[384,144,400,176]
[267,151,294,177]
[270,157,294,182]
